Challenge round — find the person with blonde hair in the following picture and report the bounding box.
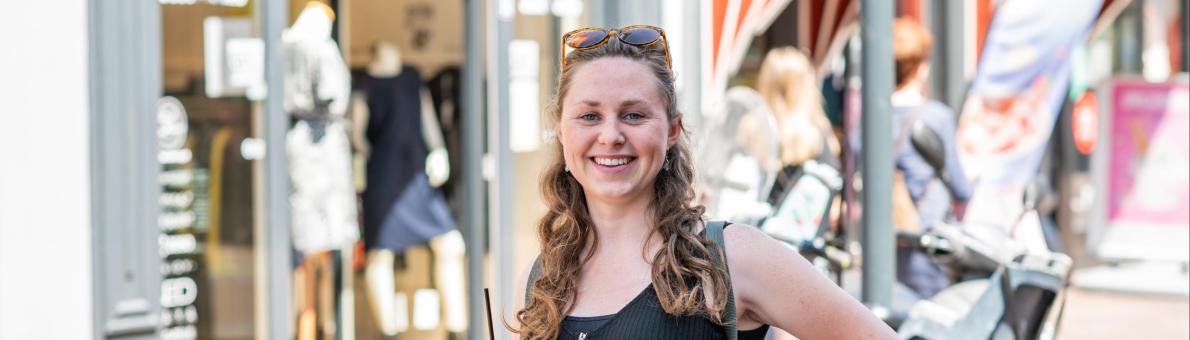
[753,47,844,243]
[509,25,895,340]
[757,47,841,171]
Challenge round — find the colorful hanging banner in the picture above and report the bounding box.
[955,0,1102,228]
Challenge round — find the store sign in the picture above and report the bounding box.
[158,97,188,151]
[1106,78,1189,225]
[225,38,265,100]
[158,97,192,165]
[1093,77,1190,263]
[204,17,264,100]
[156,96,206,340]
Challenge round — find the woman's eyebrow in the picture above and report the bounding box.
[575,99,647,109]
[617,99,646,109]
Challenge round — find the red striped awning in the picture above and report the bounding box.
[705,0,858,110]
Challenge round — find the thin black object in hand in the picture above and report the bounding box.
[484,288,496,340]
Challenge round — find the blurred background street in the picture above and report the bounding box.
[2,0,1187,339]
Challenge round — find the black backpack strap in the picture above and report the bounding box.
[524,255,543,307]
[705,220,738,340]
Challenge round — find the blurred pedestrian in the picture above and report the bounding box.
[877,17,974,299]
[508,26,896,340]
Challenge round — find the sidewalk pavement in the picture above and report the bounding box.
[1055,287,1190,340]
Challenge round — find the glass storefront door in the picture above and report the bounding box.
[159,3,266,339]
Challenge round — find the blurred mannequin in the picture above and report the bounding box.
[283,2,358,340]
[357,41,467,337]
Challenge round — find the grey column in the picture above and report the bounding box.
[487,1,515,339]
[89,1,162,338]
[860,0,895,307]
[259,0,292,338]
[942,0,966,109]
[934,0,966,109]
[463,1,488,339]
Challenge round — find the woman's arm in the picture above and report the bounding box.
[725,224,897,339]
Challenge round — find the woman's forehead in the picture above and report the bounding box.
[564,57,664,108]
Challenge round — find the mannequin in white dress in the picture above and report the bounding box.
[283,2,359,340]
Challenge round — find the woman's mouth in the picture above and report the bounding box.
[590,156,635,173]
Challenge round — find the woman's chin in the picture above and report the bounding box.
[586,184,643,204]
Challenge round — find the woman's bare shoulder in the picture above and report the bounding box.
[721,223,775,257]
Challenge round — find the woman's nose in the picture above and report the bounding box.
[596,120,626,146]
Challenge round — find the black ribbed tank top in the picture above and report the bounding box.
[553,223,771,340]
[557,285,770,339]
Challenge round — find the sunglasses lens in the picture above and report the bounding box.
[566,30,609,49]
[619,27,661,46]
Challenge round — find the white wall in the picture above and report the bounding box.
[0,0,93,338]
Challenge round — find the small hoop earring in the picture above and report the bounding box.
[565,165,570,172]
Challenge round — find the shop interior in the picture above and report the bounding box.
[159,0,486,339]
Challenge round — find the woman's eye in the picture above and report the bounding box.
[579,113,599,121]
[624,112,645,121]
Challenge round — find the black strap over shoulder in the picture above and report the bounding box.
[704,220,738,340]
[523,220,738,340]
[525,255,543,307]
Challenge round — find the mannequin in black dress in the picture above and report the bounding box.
[355,41,466,337]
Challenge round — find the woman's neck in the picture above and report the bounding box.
[583,192,657,256]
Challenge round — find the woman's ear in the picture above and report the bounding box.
[667,113,682,147]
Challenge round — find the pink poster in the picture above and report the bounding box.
[1108,78,1190,227]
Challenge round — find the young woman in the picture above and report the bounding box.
[511,25,896,340]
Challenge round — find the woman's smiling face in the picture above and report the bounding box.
[557,56,679,206]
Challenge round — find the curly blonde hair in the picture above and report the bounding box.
[512,35,729,340]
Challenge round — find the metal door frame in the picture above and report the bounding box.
[89,1,290,338]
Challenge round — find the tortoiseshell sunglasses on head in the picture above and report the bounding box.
[561,25,671,69]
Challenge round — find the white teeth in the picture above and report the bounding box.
[593,157,629,166]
